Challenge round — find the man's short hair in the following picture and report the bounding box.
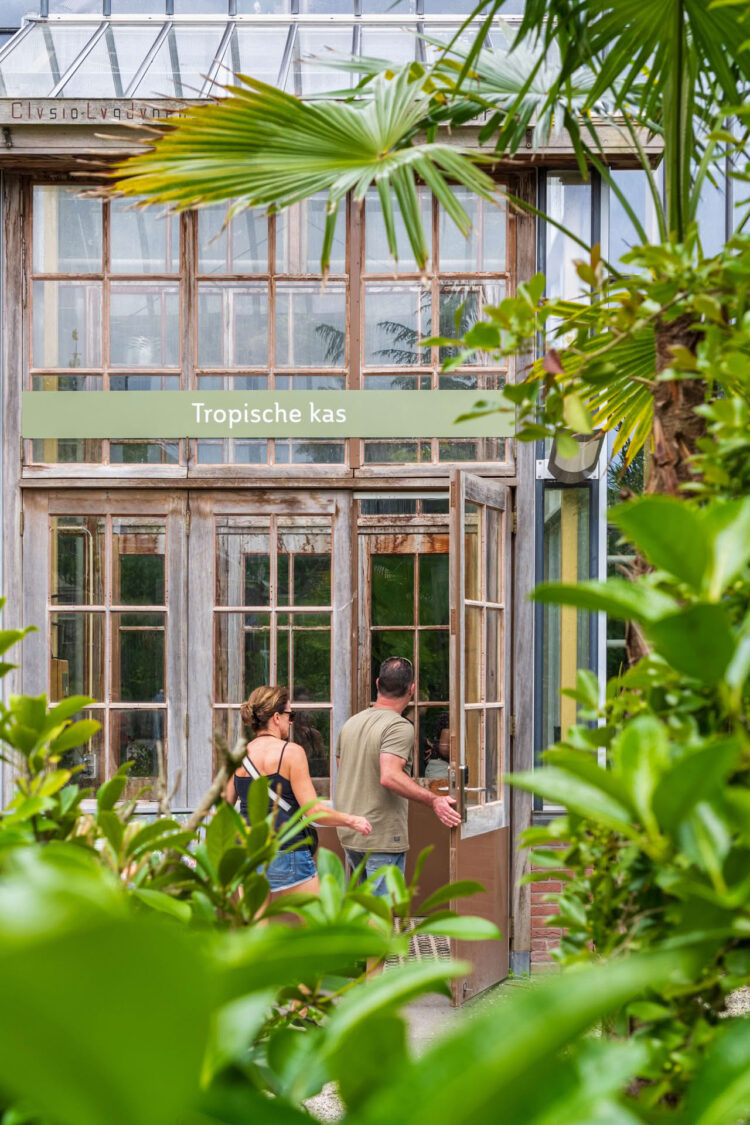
[377,656,414,699]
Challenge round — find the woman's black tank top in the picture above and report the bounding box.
[233,741,309,850]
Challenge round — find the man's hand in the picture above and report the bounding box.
[432,795,461,827]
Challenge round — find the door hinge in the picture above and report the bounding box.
[20,436,25,466]
[184,712,189,741]
[19,510,24,537]
[185,506,191,537]
[510,715,517,738]
[511,508,518,534]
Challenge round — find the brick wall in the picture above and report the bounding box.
[530,876,564,970]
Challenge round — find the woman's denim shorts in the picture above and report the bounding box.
[264,847,317,892]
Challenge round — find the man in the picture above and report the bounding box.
[335,656,462,896]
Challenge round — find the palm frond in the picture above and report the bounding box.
[112,70,502,273]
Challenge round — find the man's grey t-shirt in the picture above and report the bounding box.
[335,708,414,853]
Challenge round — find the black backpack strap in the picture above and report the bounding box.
[243,752,292,813]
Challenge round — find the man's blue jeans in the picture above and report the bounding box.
[344,848,406,898]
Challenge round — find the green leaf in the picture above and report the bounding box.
[683,1017,750,1125]
[131,888,191,923]
[247,776,270,827]
[206,802,240,872]
[124,818,186,859]
[97,810,125,857]
[647,604,736,685]
[331,1014,408,1112]
[653,739,742,833]
[702,497,750,599]
[202,991,276,1083]
[613,716,669,837]
[416,916,501,941]
[609,498,709,592]
[353,952,685,1125]
[49,720,101,756]
[562,393,593,434]
[216,924,394,1000]
[510,769,635,834]
[324,959,465,1057]
[419,881,487,914]
[532,579,678,623]
[97,765,132,812]
[0,906,213,1125]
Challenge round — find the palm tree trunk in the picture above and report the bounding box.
[648,315,705,495]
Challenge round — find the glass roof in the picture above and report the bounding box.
[0,12,520,98]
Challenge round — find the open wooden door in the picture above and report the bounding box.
[449,471,511,1004]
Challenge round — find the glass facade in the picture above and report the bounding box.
[27,183,511,467]
[0,12,519,98]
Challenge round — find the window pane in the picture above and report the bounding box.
[439,281,505,365]
[60,24,162,97]
[51,516,105,605]
[609,168,663,268]
[422,708,450,781]
[286,26,355,96]
[61,709,105,791]
[112,613,165,702]
[0,24,97,96]
[277,195,346,274]
[277,520,332,607]
[546,173,591,301]
[542,487,591,748]
[486,608,503,702]
[198,282,268,366]
[132,25,226,98]
[216,519,270,606]
[274,439,346,464]
[112,520,166,606]
[419,554,448,626]
[198,204,268,275]
[110,0,166,11]
[111,709,165,803]
[33,281,102,367]
[110,374,180,390]
[365,186,431,272]
[464,501,480,600]
[486,505,503,603]
[196,438,268,464]
[110,282,179,366]
[50,612,105,701]
[220,26,288,89]
[464,707,481,806]
[372,555,414,626]
[292,709,330,793]
[439,189,506,271]
[363,440,429,463]
[419,630,449,700]
[110,199,179,274]
[236,0,289,11]
[290,618,331,700]
[484,707,502,803]
[364,283,431,366]
[360,26,419,66]
[33,187,102,274]
[371,629,415,699]
[109,440,180,464]
[275,282,346,367]
[464,605,482,703]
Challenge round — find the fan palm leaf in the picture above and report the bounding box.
[112,69,502,273]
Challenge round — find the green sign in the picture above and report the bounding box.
[22,390,514,439]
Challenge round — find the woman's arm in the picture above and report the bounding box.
[287,744,371,836]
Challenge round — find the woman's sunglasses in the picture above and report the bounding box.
[277,708,295,721]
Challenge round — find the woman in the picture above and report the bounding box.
[225,685,372,897]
